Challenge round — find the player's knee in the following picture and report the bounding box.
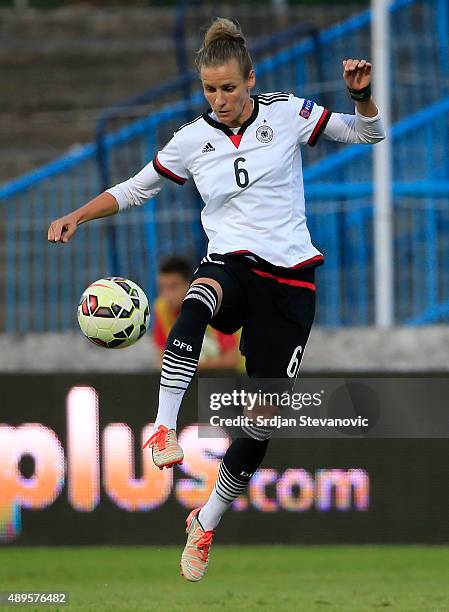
[241,422,274,441]
[182,281,220,318]
[189,278,223,314]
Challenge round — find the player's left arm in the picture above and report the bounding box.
[323,58,386,144]
[198,348,240,371]
[198,332,240,371]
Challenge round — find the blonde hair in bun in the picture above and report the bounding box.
[196,18,253,78]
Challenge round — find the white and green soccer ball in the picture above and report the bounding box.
[78,277,150,348]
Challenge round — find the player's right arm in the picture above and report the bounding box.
[47,191,119,243]
[47,133,189,243]
[47,162,165,244]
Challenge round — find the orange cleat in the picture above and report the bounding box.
[180,508,215,582]
[142,425,184,470]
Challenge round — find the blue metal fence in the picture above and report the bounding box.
[0,0,447,331]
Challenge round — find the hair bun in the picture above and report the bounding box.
[204,18,247,49]
[196,17,253,79]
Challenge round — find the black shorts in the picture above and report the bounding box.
[191,253,317,378]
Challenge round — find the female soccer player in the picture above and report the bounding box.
[48,18,385,581]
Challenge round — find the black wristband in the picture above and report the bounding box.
[347,83,372,101]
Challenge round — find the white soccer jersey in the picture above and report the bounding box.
[108,92,385,268]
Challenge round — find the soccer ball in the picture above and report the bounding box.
[78,277,150,348]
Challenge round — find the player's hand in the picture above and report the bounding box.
[47,214,78,243]
[342,59,372,90]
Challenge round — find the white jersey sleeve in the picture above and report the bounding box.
[289,94,385,147]
[288,95,332,146]
[106,133,190,211]
[323,109,386,144]
[153,132,191,184]
[106,163,163,211]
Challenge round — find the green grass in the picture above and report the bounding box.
[1,546,449,611]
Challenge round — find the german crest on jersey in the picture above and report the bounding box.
[256,125,274,143]
[299,99,314,119]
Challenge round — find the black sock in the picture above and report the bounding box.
[214,437,270,503]
[161,283,218,392]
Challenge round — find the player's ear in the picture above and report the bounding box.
[247,69,256,90]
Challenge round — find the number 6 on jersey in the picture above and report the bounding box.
[234,157,249,188]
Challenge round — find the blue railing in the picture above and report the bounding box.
[0,0,447,331]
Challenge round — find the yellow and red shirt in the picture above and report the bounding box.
[152,296,238,358]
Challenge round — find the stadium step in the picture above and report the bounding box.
[0,4,352,183]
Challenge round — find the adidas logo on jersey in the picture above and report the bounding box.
[202,142,215,153]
